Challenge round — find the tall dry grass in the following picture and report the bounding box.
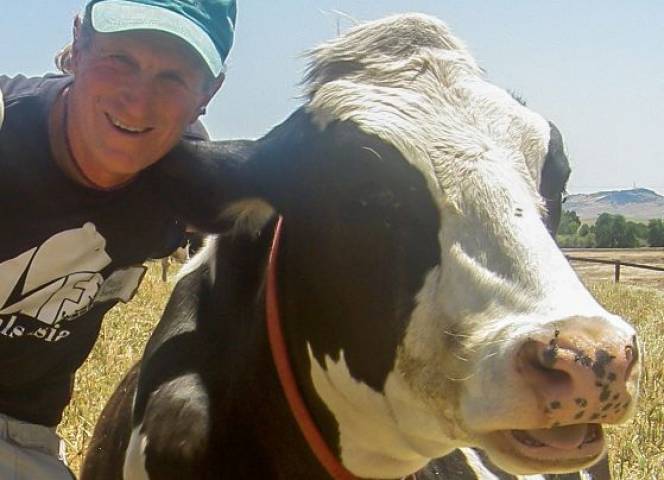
[58,264,663,478]
[588,283,664,479]
[58,262,170,474]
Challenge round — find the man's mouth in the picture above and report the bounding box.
[105,113,153,135]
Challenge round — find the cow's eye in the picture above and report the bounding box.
[340,188,400,226]
[363,189,397,208]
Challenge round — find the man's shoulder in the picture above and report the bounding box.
[0,74,71,106]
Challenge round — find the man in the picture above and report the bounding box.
[0,0,236,477]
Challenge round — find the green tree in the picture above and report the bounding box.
[559,210,581,235]
[648,219,664,247]
[594,213,637,248]
[578,224,590,237]
[595,213,614,247]
[613,216,637,247]
[628,221,648,241]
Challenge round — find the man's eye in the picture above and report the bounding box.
[161,73,188,87]
[107,55,134,67]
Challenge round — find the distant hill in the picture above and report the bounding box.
[563,188,664,222]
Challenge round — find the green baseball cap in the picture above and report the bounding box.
[84,0,237,77]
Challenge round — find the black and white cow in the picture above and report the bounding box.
[81,14,641,480]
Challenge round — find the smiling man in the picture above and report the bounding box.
[0,0,236,477]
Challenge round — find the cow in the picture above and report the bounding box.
[80,13,641,480]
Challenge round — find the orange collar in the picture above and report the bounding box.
[266,216,359,480]
[266,216,419,480]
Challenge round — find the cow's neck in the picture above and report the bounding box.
[266,216,359,480]
[271,220,448,479]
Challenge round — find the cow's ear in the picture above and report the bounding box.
[154,139,275,233]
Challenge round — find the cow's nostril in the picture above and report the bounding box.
[624,339,639,381]
[518,340,573,395]
[514,326,639,427]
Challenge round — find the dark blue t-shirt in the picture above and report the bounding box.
[0,74,206,425]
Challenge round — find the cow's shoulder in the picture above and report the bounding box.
[128,264,214,471]
[129,221,280,470]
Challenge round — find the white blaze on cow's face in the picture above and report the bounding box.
[304,13,640,477]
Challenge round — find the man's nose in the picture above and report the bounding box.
[118,76,156,120]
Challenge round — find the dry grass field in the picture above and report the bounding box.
[565,247,664,291]
[59,259,663,479]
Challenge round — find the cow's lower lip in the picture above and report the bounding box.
[498,424,604,461]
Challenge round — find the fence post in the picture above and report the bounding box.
[614,261,621,283]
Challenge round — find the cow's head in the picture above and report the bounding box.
[162,13,640,478]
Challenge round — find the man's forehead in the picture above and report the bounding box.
[91,29,211,76]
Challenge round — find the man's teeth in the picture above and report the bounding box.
[109,115,149,133]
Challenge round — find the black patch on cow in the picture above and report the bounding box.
[79,365,139,480]
[155,139,261,233]
[592,349,615,379]
[539,122,571,236]
[140,221,318,478]
[146,109,441,470]
[259,113,441,396]
[189,110,442,454]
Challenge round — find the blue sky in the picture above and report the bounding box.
[2,1,662,194]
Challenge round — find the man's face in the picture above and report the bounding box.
[69,28,219,187]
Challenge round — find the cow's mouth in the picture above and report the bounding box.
[499,423,604,461]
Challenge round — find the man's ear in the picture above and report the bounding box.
[191,74,225,123]
[70,16,85,73]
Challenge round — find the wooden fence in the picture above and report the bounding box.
[565,255,664,283]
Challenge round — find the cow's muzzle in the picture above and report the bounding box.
[494,316,640,468]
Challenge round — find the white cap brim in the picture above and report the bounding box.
[91,0,223,76]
